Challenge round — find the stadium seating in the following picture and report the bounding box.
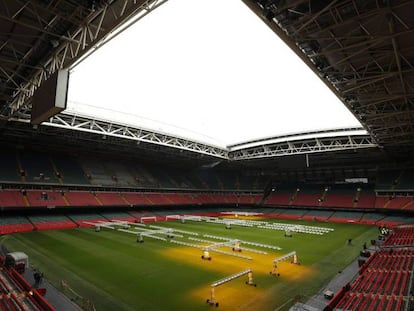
[301,210,333,221]
[374,196,389,209]
[0,185,413,215]
[396,169,414,190]
[0,190,27,207]
[377,216,412,227]
[359,213,385,225]
[219,172,238,190]
[195,170,221,189]
[324,193,355,208]
[122,192,152,205]
[168,168,196,189]
[275,209,307,219]
[264,190,293,206]
[238,194,261,204]
[68,213,107,227]
[26,190,67,207]
[100,212,136,222]
[80,157,117,186]
[145,193,175,205]
[29,215,77,231]
[19,150,59,184]
[323,187,356,208]
[1,147,414,214]
[161,193,196,205]
[0,216,34,234]
[52,154,90,185]
[1,149,413,213]
[150,167,179,188]
[64,191,100,206]
[96,192,126,206]
[292,188,321,207]
[383,226,414,246]
[356,191,376,208]
[376,170,402,190]
[238,174,257,190]
[328,211,363,223]
[98,161,138,187]
[0,150,20,182]
[0,266,55,311]
[127,165,159,188]
[332,227,414,311]
[0,187,413,213]
[385,197,412,210]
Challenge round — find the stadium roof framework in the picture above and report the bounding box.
[0,0,413,161]
[242,0,414,148]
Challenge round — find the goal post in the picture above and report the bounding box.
[165,215,180,221]
[140,216,157,223]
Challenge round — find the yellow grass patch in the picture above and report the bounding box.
[160,245,312,278]
[190,280,267,311]
[158,244,315,310]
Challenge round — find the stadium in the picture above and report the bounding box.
[0,0,414,311]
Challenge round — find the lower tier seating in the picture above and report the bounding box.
[331,226,414,311]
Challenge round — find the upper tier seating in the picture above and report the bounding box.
[396,169,414,190]
[150,167,179,189]
[219,172,238,190]
[195,170,221,189]
[52,154,90,185]
[80,157,117,186]
[165,168,194,189]
[99,161,138,187]
[376,170,401,190]
[19,150,59,183]
[0,150,20,182]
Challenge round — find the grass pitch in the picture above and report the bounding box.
[2,218,377,311]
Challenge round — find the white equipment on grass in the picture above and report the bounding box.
[206,269,256,307]
[270,251,299,276]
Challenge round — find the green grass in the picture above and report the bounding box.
[2,219,377,311]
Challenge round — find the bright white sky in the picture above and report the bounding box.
[67,0,361,148]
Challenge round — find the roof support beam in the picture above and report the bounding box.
[43,113,228,159]
[8,0,169,115]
